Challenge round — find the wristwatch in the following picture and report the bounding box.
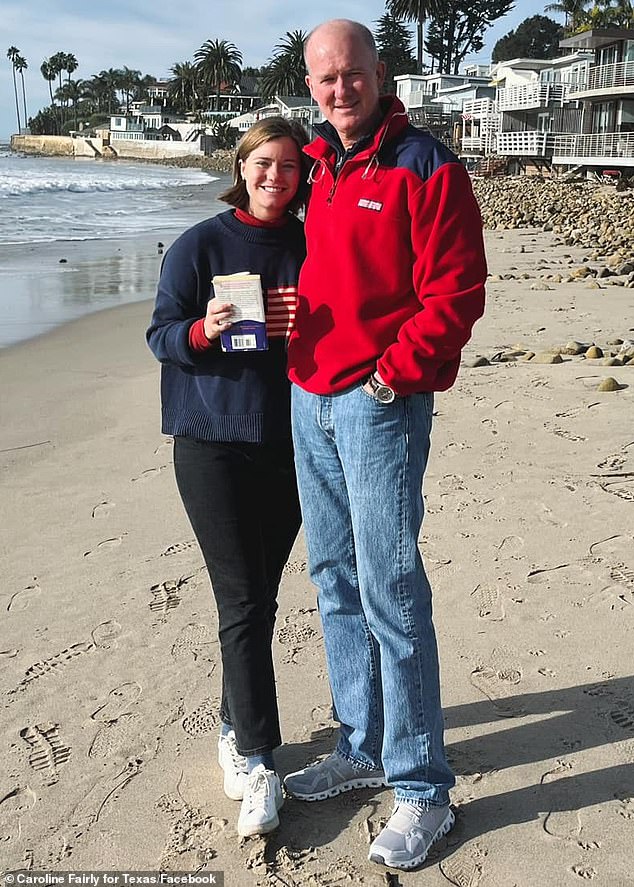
[366,373,396,404]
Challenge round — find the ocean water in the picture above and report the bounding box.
[0,144,232,347]
[0,143,227,244]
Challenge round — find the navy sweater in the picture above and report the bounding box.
[146,209,306,442]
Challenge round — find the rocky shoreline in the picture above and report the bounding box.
[156,154,634,286]
[156,149,235,174]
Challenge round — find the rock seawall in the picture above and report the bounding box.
[472,176,634,254]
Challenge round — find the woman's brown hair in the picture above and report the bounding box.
[219,116,309,215]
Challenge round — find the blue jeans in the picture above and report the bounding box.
[291,382,455,807]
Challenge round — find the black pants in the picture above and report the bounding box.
[173,436,302,756]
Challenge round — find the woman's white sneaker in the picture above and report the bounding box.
[218,730,248,800]
[237,765,283,837]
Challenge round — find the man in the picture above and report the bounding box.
[285,19,487,871]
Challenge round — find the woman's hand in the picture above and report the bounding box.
[204,300,234,341]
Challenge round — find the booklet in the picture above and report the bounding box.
[211,272,268,352]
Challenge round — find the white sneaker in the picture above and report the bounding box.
[368,802,454,870]
[218,730,248,800]
[237,764,283,837]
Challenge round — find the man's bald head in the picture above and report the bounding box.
[303,19,378,72]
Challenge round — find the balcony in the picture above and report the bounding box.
[496,129,634,164]
[401,88,437,111]
[568,60,634,98]
[552,130,634,160]
[496,82,569,111]
[496,130,554,156]
[462,98,497,118]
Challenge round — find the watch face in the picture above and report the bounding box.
[375,384,395,404]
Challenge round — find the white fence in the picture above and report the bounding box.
[497,82,568,111]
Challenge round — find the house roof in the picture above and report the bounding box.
[560,28,634,49]
[276,95,318,109]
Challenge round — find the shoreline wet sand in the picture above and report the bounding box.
[1,225,633,886]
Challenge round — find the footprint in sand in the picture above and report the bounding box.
[131,465,169,482]
[589,534,634,561]
[20,722,71,785]
[617,798,634,820]
[597,479,634,502]
[470,583,505,621]
[149,575,194,622]
[170,622,216,661]
[496,534,525,556]
[160,539,197,557]
[91,682,142,721]
[596,453,627,471]
[538,502,568,527]
[609,564,634,588]
[608,699,634,735]
[545,423,587,443]
[527,562,594,587]
[7,579,41,612]
[157,793,227,871]
[14,641,95,694]
[470,647,524,718]
[153,438,173,456]
[83,535,127,557]
[0,785,37,841]
[277,608,319,663]
[91,500,115,519]
[439,841,487,886]
[586,584,633,611]
[181,697,221,736]
[571,864,597,880]
[540,759,574,784]
[0,648,19,669]
[91,619,122,650]
[88,713,144,759]
[282,558,308,575]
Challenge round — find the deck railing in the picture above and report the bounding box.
[496,82,568,111]
[552,131,634,158]
[495,129,634,158]
[569,60,634,94]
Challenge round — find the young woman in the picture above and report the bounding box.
[146,116,308,837]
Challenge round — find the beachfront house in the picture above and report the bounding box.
[107,106,215,158]
[551,28,634,174]
[482,51,594,173]
[395,69,492,151]
[466,28,634,176]
[227,96,323,136]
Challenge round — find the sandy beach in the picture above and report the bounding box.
[1,225,633,886]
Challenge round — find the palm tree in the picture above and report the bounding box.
[65,52,78,85]
[40,58,58,132]
[598,0,634,27]
[169,62,200,113]
[386,0,442,73]
[262,30,309,98]
[118,66,142,112]
[49,52,67,94]
[7,46,22,132]
[14,53,28,130]
[97,68,124,115]
[544,0,590,32]
[56,78,83,130]
[194,38,242,112]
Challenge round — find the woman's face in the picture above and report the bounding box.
[239,136,301,221]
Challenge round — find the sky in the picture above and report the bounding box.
[2,0,548,140]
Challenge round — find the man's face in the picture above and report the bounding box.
[305,26,385,149]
